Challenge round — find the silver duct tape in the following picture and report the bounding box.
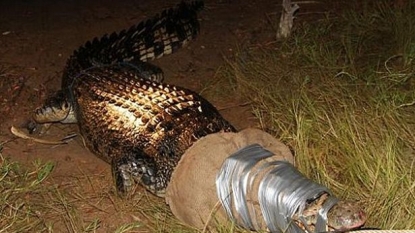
[216,143,274,229]
[216,143,336,233]
[315,195,338,232]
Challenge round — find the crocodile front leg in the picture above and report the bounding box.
[112,150,162,197]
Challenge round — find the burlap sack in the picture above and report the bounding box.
[165,128,294,230]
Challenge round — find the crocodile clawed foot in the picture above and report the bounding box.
[112,154,145,197]
[112,152,164,198]
[113,164,136,197]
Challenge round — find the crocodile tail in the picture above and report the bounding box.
[63,1,203,87]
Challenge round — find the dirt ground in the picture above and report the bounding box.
[0,0,330,231]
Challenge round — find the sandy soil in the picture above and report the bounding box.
[0,0,327,231]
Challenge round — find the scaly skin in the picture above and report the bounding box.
[71,66,236,196]
[30,1,237,197]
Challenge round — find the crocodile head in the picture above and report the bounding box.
[33,90,77,124]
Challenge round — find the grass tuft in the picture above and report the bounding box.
[0,152,54,232]
[213,0,415,229]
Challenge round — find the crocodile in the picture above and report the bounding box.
[27,2,367,231]
[30,1,236,197]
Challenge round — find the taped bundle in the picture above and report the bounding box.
[165,128,295,230]
[216,144,337,232]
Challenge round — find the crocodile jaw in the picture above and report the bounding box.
[33,100,76,124]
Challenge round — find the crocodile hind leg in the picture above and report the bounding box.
[112,151,162,197]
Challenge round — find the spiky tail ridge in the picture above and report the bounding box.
[62,1,204,87]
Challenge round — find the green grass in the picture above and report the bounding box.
[0,151,54,232]
[209,0,415,229]
[0,146,192,232]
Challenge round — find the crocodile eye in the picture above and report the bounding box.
[62,102,69,109]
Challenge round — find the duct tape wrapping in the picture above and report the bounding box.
[165,128,294,230]
[215,145,336,233]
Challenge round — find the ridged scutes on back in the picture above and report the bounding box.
[62,1,204,88]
